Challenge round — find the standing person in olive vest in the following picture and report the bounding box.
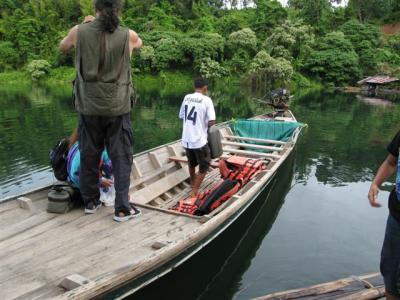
[59,0,142,222]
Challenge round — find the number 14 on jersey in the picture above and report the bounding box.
[184,105,197,125]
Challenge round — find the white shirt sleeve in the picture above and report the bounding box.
[206,98,216,122]
[179,99,186,119]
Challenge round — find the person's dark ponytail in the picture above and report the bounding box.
[94,0,122,33]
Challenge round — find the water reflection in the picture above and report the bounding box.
[0,85,76,198]
[291,90,398,187]
[0,84,398,198]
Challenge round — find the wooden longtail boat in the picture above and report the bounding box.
[251,273,385,300]
[0,110,303,300]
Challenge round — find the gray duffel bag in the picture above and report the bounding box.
[47,182,79,214]
[208,125,223,159]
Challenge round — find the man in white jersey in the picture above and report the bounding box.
[179,78,216,197]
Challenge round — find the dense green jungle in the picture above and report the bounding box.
[1,0,400,89]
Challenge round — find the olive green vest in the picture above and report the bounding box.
[74,19,134,116]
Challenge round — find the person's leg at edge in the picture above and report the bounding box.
[185,148,198,189]
[105,114,134,218]
[386,291,400,300]
[380,215,400,300]
[191,145,211,197]
[79,115,104,211]
[189,166,196,188]
[191,171,206,198]
[112,154,133,217]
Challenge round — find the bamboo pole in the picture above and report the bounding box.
[223,148,280,159]
[224,135,287,145]
[222,141,283,152]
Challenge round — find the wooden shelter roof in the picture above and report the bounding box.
[357,76,399,85]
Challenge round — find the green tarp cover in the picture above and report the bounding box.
[231,119,301,142]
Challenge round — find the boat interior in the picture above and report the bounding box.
[129,125,289,216]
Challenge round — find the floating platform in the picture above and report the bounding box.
[251,273,385,300]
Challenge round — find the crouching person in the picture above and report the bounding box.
[67,141,115,207]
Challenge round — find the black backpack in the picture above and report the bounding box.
[49,138,69,181]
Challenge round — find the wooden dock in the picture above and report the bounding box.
[251,273,385,300]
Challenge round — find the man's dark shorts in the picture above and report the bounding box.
[380,214,400,297]
[185,144,211,173]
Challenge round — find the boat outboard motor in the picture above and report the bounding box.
[268,88,290,109]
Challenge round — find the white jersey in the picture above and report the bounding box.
[179,92,216,149]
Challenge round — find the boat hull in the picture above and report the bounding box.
[110,151,297,299]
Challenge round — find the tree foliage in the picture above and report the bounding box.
[138,46,157,71]
[264,20,314,64]
[228,28,257,53]
[303,32,360,85]
[347,0,394,22]
[252,0,287,35]
[26,59,51,81]
[340,19,382,49]
[154,37,184,70]
[199,58,228,80]
[387,34,400,53]
[247,50,293,88]
[0,42,18,71]
[288,0,332,26]
[339,20,383,75]
[0,0,399,86]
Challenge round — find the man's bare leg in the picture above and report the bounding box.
[191,171,206,197]
[386,291,400,300]
[189,166,196,188]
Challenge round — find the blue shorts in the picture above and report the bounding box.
[381,214,400,297]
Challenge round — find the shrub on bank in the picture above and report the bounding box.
[247,50,293,88]
[26,60,51,81]
[0,42,19,72]
[199,58,228,80]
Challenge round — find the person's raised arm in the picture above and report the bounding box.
[59,25,78,54]
[368,153,397,207]
[68,128,79,148]
[129,29,142,56]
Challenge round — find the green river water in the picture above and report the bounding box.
[0,80,398,299]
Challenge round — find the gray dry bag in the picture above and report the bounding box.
[208,126,223,159]
[47,183,77,214]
